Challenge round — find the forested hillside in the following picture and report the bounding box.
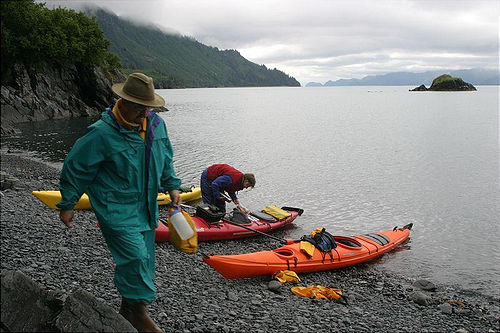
[1,0,123,134]
[1,0,120,82]
[87,8,300,88]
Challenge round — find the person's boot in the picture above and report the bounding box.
[119,298,163,333]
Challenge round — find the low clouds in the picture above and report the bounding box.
[45,0,499,85]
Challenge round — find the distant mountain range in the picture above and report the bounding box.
[306,68,499,87]
[85,8,300,88]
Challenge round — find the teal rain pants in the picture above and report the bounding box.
[101,227,156,304]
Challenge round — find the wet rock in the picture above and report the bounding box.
[0,171,20,190]
[410,84,428,91]
[454,308,471,315]
[413,279,437,291]
[55,289,136,332]
[268,280,282,293]
[410,291,432,306]
[1,269,63,332]
[1,269,135,332]
[438,302,453,314]
[251,299,262,306]
[227,291,239,301]
[346,292,360,302]
[342,318,351,325]
[1,61,125,135]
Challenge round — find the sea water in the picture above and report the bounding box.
[4,86,499,298]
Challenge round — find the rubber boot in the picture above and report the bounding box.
[119,299,163,333]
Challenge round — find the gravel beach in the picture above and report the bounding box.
[1,152,499,332]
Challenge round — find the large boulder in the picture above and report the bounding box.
[55,289,136,332]
[0,171,21,190]
[410,84,428,91]
[412,279,437,291]
[0,61,126,135]
[1,269,136,332]
[1,269,64,332]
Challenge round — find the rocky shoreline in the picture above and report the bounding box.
[1,152,499,332]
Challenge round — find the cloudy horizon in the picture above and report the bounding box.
[43,0,499,86]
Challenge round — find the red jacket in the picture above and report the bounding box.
[206,164,243,193]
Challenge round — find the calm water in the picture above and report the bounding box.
[3,86,499,298]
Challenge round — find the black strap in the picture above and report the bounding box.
[321,251,334,263]
[375,233,390,243]
[362,233,389,246]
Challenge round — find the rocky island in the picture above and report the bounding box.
[411,74,477,91]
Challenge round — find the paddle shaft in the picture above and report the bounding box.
[220,191,232,202]
[223,219,296,244]
[221,192,249,213]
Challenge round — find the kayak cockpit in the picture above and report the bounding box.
[273,248,295,259]
[334,236,362,248]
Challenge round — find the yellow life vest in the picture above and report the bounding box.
[262,206,291,220]
[291,285,343,300]
[273,270,301,284]
[300,241,316,257]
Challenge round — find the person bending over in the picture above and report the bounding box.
[200,164,255,213]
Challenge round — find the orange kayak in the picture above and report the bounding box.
[203,223,412,279]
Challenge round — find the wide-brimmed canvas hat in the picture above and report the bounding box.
[112,72,165,107]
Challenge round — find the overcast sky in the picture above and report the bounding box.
[45,0,499,85]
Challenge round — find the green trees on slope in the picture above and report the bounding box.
[1,2,300,88]
[90,9,300,88]
[1,0,120,82]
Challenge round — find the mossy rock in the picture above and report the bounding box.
[410,84,427,91]
[429,74,476,91]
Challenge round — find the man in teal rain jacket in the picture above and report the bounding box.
[57,73,180,333]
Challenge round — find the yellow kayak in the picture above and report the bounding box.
[32,187,202,210]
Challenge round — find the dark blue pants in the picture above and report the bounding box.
[200,169,226,212]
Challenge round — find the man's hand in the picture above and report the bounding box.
[236,203,250,215]
[219,196,231,202]
[59,209,75,228]
[169,189,182,207]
